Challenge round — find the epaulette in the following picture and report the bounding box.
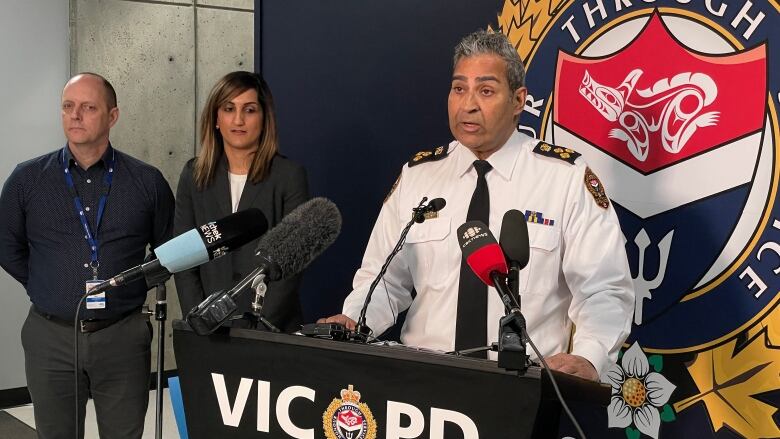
[408,145,449,167]
[532,142,581,165]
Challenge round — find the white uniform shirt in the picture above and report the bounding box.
[342,131,634,377]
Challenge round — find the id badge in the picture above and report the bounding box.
[86,280,106,310]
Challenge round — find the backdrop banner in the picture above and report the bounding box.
[258,1,780,437]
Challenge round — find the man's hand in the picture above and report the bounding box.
[317,314,357,331]
[544,353,599,381]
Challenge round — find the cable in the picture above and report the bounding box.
[524,331,587,439]
[72,292,90,439]
[492,269,587,437]
[381,277,397,331]
[354,197,429,338]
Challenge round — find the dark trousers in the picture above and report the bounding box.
[21,307,152,439]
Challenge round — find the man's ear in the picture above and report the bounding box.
[513,87,528,117]
[108,107,119,128]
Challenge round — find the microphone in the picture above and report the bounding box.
[413,197,446,223]
[88,208,268,295]
[352,196,446,341]
[254,197,342,281]
[456,220,521,311]
[499,209,529,306]
[457,220,508,287]
[457,220,529,371]
[186,197,342,335]
[499,210,529,270]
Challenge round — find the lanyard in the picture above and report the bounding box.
[61,147,116,279]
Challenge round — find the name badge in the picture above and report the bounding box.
[86,280,106,310]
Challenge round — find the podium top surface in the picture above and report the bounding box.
[172,319,610,406]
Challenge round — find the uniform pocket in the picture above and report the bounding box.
[527,222,560,251]
[405,217,451,243]
[404,217,455,291]
[518,222,561,295]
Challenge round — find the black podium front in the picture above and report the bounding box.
[173,321,609,438]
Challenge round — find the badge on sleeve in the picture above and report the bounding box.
[584,167,610,209]
[85,280,106,310]
[384,174,400,203]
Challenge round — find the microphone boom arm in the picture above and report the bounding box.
[186,264,273,335]
[354,196,431,341]
[490,271,520,314]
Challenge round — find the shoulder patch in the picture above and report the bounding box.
[584,167,610,209]
[384,173,400,203]
[408,145,449,167]
[532,142,581,165]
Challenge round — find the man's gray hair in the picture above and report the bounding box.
[453,30,526,91]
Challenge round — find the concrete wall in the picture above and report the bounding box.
[70,0,254,371]
[0,1,70,392]
[0,0,253,393]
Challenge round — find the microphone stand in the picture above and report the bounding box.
[138,259,175,439]
[186,263,279,335]
[239,273,281,332]
[489,271,529,373]
[507,261,520,307]
[147,282,167,439]
[490,276,588,438]
[353,197,430,342]
[83,264,171,439]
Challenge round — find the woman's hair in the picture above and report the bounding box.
[194,71,279,189]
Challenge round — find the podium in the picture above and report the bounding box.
[173,321,609,438]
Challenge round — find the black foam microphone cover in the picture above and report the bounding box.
[500,209,530,270]
[254,197,342,280]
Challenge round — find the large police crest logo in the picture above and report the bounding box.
[323,385,377,439]
[552,12,770,341]
[493,1,780,437]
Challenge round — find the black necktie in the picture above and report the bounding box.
[455,160,492,356]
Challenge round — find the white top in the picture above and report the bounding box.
[228,172,248,213]
[342,131,635,377]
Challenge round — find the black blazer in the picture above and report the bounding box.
[174,154,309,332]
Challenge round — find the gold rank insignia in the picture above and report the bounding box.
[412,151,432,161]
[408,146,450,167]
[584,167,610,209]
[532,142,581,165]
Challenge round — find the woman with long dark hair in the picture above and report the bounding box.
[174,71,309,332]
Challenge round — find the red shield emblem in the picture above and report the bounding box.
[554,13,766,174]
[337,409,364,430]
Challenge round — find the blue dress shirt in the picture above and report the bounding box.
[0,145,174,320]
